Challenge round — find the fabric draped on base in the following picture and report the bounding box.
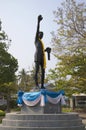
[17,89,66,107]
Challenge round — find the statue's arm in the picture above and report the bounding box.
[35,15,43,42]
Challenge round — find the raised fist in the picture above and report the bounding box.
[38,15,43,22]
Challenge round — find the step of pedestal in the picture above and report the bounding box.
[0,124,85,130]
[2,118,82,127]
[0,112,85,130]
[5,112,80,120]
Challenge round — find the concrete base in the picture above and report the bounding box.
[0,112,85,130]
[0,91,85,130]
[21,101,62,114]
[0,102,85,130]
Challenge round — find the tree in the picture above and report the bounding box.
[17,66,36,91]
[48,0,86,96]
[52,0,86,54]
[17,65,47,91]
[17,68,30,91]
[0,19,18,111]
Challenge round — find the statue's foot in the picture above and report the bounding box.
[41,86,45,89]
[30,86,40,92]
[30,87,35,92]
[36,86,40,90]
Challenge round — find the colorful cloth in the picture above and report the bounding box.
[17,89,66,107]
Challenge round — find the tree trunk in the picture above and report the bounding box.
[6,93,11,112]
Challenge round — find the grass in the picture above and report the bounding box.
[62,107,73,113]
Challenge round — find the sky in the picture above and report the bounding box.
[0,0,85,73]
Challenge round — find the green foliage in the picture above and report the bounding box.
[17,68,35,91]
[48,0,86,96]
[0,105,7,111]
[11,107,21,112]
[17,65,46,91]
[0,20,18,87]
[0,110,5,124]
[52,0,86,55]
[10,99,18,109]
[0,19,18,112]
[0,51,18,84]
[0,110,5,116]
[62,107,73,113]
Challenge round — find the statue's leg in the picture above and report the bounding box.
[34,62,39,88]
[41,66,45,89]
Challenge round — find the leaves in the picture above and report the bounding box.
[0,20,18,92]
[48,0,86,96]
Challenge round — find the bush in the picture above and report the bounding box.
[10,99,17,109]
[0,110,5,116]
[11,107,21,112]
[62,107,73,112]
[0,105,7,111]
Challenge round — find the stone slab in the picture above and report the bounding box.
[0,112,85,130]
[21,101,62,114]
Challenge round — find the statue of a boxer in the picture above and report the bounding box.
[34,15,51,89]
[34,15,45,89]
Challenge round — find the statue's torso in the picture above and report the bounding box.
[34,39,44,63]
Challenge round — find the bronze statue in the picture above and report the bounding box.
[34,15,51,89]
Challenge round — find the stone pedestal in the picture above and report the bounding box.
[21,101,62,114]
[0,90,85,130]
[0,102,85,130]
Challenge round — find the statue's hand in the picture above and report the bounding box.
[38,15,43,22]
[45,47,51,53]
[45,47,51,60]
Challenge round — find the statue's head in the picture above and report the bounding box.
[38,31,43,39]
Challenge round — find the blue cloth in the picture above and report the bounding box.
[23,92,41,101]
[46,90,65,98]
[17,89,65,106]
[17,90,24,105]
